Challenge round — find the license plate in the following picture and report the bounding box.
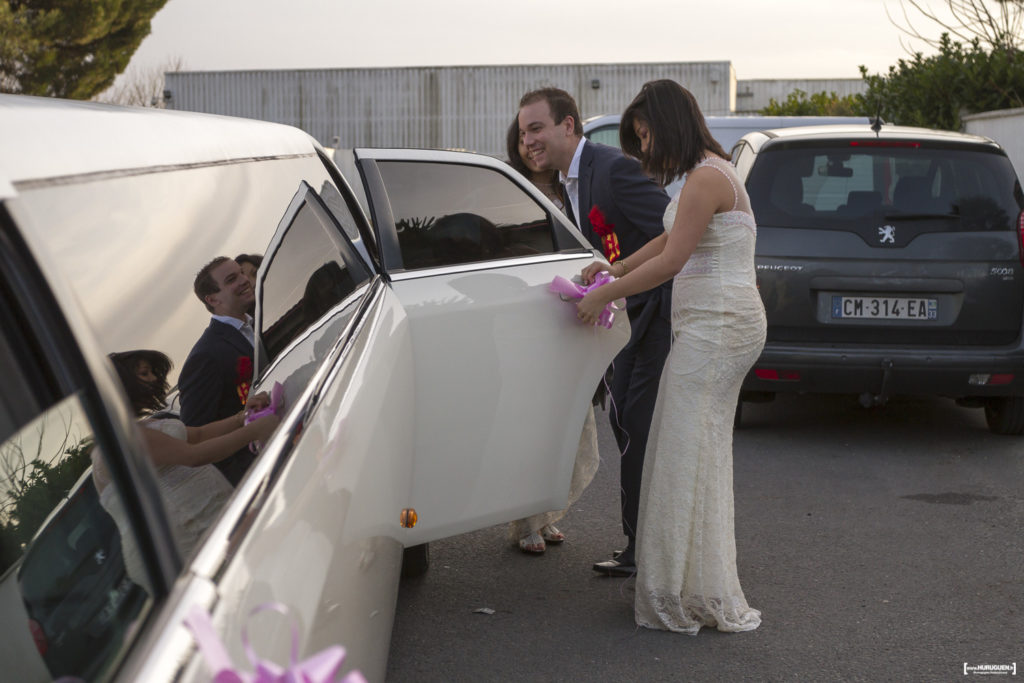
[831,295,937,320]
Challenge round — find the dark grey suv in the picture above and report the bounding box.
[733,124,1024,433]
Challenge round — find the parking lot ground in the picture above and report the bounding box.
[387,394,1024,682]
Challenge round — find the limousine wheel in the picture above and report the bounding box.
[984,397,1024,435]
[401,543,430,578]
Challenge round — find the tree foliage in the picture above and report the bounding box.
[0,0,168,100]
[0,418,93,574]
[860,33,1024,130]
[760,89,870,116]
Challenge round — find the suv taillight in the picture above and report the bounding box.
[28,618,47,655]
[1018,211,1024,268]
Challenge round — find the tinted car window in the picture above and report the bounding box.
[260,184,371,363]
[0,251,149,681]
[747,143,1024,232]
[376,161,557,269]
[2,392,148,682]
[587,125,620,147]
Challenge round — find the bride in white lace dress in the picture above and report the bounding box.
[577,80,765,635]
[94,350,279,592]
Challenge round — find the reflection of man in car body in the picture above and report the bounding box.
[179,256,257,485]
[519,87,671,576]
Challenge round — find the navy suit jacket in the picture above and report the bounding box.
[178,319,254,484]
[575,141,672,345]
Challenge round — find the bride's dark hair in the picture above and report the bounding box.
[109,350,172,416]
[620,79,729,187]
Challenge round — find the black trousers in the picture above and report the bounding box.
[608,299,672,544]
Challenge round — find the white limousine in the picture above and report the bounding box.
[0,95,626,682]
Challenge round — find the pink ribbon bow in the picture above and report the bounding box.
[244,381,284,453]
[549,272,619,329]
[184,603,366,683]
[245,381,284,424]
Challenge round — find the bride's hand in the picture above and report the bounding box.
[581,261,609,285]
[245,391,271,413]
[577,289,609,325]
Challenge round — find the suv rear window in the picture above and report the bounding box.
[747,142,1023,232]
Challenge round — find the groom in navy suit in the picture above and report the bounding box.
[179,256,257,486]
[519,88,671,576]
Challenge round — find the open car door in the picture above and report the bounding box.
[355,149,628,544]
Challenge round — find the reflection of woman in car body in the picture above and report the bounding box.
[93,350,278,592]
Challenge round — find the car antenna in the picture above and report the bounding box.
[870,95,884,135]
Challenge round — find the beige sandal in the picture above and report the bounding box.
[518,531,546,554]
[541,524,565,544]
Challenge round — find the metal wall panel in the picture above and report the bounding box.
[165,62,734,158]
[734,78,868,113]
[963,107,1024,181]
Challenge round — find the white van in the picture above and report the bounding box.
[0,95,625,681]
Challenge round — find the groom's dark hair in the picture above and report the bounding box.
[519,88,583,136]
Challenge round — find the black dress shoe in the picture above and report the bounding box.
[592,555,636,577]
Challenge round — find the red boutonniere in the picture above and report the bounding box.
[588,206,621,263]
[236,356,253,405]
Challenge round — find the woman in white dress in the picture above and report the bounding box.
[504,118,601,554]
[577,80,766,634]
[95,350,279,592]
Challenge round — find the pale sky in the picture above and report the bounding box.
[123,0,952,81]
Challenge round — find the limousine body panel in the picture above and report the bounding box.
[0,95,625,682]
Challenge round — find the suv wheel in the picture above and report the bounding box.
[401,543,430,578]
[984,397,1024,435]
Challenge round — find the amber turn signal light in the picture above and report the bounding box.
[400,508,418,528]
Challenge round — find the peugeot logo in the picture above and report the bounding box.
[878,225,896,244]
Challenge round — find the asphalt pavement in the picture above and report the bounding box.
[386,394,1024,682]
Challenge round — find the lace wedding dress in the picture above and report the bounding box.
[97,417,233,593]
[634,157,766,634]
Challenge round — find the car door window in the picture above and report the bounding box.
[259,182,372,366]
[0,295,149,682]
[375,161,558,269]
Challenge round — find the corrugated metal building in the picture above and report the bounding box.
[734,78,868,113]
[165,62,736,156]
[164,64,865,156]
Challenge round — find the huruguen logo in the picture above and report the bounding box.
[964,662,1016,675]
[878,225,896,244]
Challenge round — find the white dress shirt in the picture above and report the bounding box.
[212,313,255,347]
[559,137,587,226]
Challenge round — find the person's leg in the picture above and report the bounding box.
[618,314,672,552]
[595,314,671,575]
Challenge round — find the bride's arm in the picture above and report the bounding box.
[185,392,271,444]
[582,233,668,284]
[577,168,732,322]
[143,415,280,468]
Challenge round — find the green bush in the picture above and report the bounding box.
[860,33,1024,130]
[0,438,93,574]
[760,89,870,116]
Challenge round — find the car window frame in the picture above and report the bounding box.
[254,180,375,375]
[317,148,379,273]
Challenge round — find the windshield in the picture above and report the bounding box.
[747,142,1023,232]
